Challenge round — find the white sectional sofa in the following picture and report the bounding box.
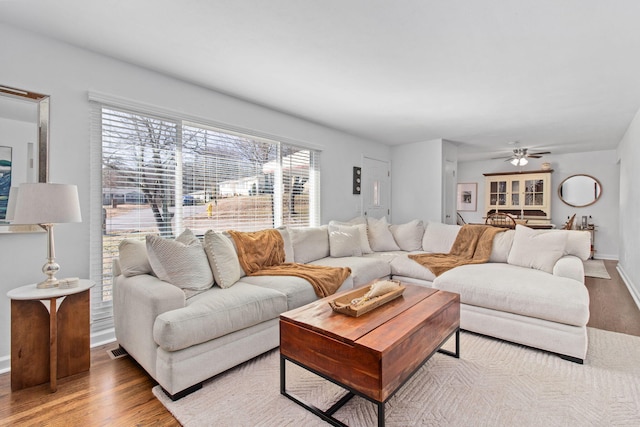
[113,218,591,399]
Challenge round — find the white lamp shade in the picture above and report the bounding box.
[11,183,82,225]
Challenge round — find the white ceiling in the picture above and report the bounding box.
[2,0,640,161]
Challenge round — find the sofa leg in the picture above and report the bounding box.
[162,382,203,401]
[558,354,584,364]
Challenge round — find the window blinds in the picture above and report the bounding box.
[90,102,320,337]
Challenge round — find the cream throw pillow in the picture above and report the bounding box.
[328,223,363,257]
[118,239,153,277]
[146,229,214,297]
[329,220,372,254]
[390,219,425,251]
[367,216,400,251]
[203,230,242,288]
[507,225,568,273]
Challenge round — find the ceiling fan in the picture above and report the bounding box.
[492,147,551,166]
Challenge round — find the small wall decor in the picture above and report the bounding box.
[352,166,361,194]
[457,182,477,212]
[0,146,12,220]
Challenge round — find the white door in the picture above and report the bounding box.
[443,160,456,224]
[362,157,391,220]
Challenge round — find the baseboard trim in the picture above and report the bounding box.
[0,355,10,375]
[617,264,640,311]
[91,327,116,348]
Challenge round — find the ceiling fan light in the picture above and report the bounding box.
[510,157,528,166]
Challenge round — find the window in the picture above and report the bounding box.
[91,102,320,336]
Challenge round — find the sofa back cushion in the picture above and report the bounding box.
[562,230,591,261]
[488,229,515,263]
[146,228,214,297]
[422,221,461,253]
[289,225,330,263]
[277,227,295,263]
[390,219,425,251]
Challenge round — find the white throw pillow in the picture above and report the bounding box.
[146,229,214,297]
[203,230,242,288]
[366,216,400,251]
[507,225,568,273]
[422,222,461,253]
[328,223,363,257]
[390,219,425,251]
[118,239,153,277]
[329,220,372,254]
[289,225,330,264]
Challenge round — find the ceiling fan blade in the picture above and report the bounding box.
[491,155,514,159]
[527,155,543,158]
[529,151,551,156]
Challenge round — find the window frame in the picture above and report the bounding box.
[89,93,322,338]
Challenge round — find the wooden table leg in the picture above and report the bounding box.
[49,298,57,393]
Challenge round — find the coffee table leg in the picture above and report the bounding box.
[437,328,460,358]
[378,401,385,427]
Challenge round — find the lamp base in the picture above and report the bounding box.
[38,257,60,289]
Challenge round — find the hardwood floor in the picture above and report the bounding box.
[585,260,640,337]
[1,260,639,426]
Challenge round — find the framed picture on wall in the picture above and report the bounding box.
[457,182,477,212]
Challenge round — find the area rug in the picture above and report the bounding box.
[584,259,611,279]
[153,328,640,426]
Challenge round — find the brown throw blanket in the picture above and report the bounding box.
[409,224,504,277]
[227,229,350,298]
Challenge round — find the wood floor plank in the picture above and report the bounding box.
[1,259,638,425]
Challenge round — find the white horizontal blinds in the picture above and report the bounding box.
[181,124,278,233]
[280,144,319,227]
[92,100,322,337]
[100,107,177,311]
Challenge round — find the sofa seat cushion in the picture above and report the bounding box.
[390,252,437,282]
[311,256,391,287]
[433,263,589,327]
[239,275,320,310]
[153,282,287,352]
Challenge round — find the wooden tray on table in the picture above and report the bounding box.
[328,280,405,317]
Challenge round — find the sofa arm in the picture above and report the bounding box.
[113,272,185,377]
[553,255,585,284]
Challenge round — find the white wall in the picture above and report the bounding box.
[391,138,443,223]
[457,150,620,259]
[617,108,640,306]
[0,24,390,371]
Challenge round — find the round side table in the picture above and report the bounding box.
[7,279,94,392]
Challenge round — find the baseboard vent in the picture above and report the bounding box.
[108,346,129,360]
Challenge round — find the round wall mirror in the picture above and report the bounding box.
[558,174,602,207]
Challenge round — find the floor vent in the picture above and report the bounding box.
[108,346,129,360]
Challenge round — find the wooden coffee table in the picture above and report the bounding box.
[280,283,460,427]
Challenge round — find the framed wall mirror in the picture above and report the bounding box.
[0,85,50,233]
[557,174,602,208]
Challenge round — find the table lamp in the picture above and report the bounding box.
[8,183,82,288]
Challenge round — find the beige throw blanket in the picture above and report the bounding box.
[409,224,504,277]
[227,229,350,298]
